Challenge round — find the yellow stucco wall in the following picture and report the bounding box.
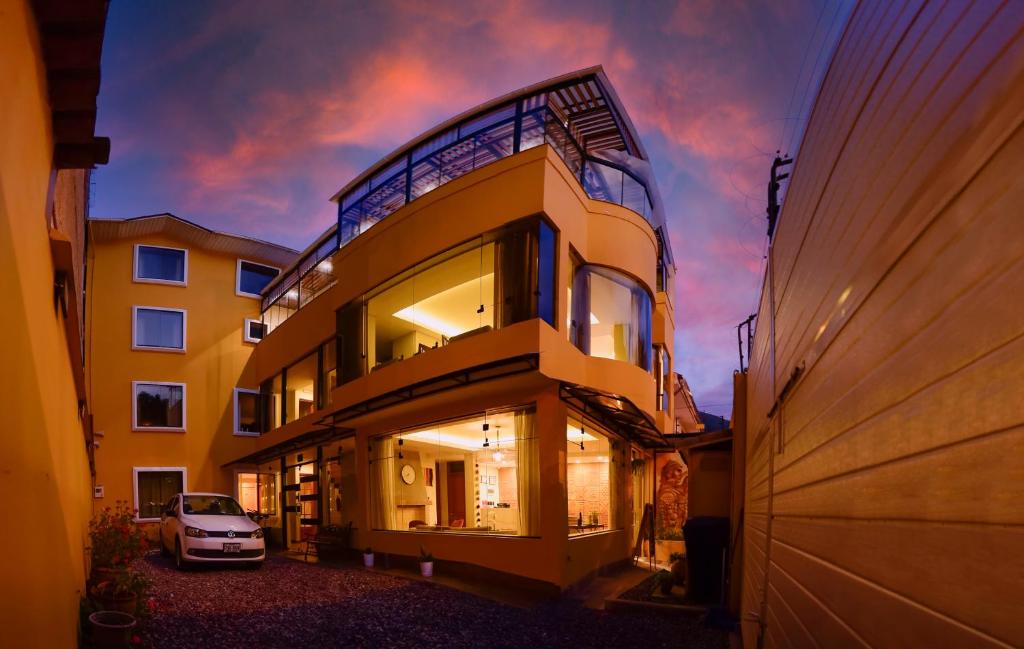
[0,2,94,646]
[87,234,271,520]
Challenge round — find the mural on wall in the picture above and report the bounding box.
[655,451,688,540]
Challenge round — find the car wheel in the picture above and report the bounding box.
[174,538,186,570]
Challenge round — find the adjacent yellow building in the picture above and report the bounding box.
[1,1,111,646]
[85,214,297,524]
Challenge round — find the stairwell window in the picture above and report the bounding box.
[132,382,185,431]
[132,306,186,352]
[236,260,280,298]
[134,244,187,285]
[244,318,267,343]
[233,388,262,436]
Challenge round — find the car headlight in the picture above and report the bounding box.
[251,528,264,539]
[185,526,207,538]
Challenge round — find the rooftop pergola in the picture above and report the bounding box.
[261,67,671,324]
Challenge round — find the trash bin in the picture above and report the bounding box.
[683,516,730,604]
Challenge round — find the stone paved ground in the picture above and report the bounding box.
[137,555,728,649]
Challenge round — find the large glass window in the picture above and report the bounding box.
[262,373,283,430]
[285,353,318,423]
[135,468,184,520]
[537,220,557,328]
[133,307,185,351]
[237,472,277,515]
[320,338,337,408]
[369,407,539,536]
[237,260,280,297]
[366,241,495,371]
[134,245,186,284]
[655,346,671,412]
[133,382,185,430]
[566,416,620,536]
[571,265,652,370]
[335,220,553,386]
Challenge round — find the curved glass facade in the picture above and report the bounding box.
[570,265,652,371]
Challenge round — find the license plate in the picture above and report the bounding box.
[223,543,241,553]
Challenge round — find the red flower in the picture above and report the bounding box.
[147,597,157,613]
[131,635,142,645]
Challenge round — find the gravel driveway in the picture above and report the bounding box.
[137,555,727,649]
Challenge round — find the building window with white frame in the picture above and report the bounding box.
[233,388,262,436]
[243,318,267,343]
[133,381,185,431]
[134,244,187,284]
[133,306,186,351]
[236,260,279,298]
[134,467,185,520]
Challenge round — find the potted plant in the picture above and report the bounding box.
[669,551,687,585]
[91,569,150,614]
[631,458,646,475]
[362,547,374,568]
[418,546,434,577]
[653,570,675,596]
[89,501,149,583]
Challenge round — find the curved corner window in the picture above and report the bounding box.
[570,266,652,371]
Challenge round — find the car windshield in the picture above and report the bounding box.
[182,495,245,516]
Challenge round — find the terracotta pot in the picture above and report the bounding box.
[95,590,138,614]
[88,610,136,649]
[671,559,687,584]
[91,566,127,585]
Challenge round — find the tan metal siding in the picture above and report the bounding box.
[741,0,1024,647]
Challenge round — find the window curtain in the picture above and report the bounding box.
[609,441,622,529]
[632,287,652,371]
[515,409,540,536]
[370,437,397,530]
[137,309,183,348]
[570,269,591,353]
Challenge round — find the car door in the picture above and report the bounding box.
[160,495,178,549]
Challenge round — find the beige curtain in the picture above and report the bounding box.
[370,437,397,530]
[609,439,621,529]
[515,409,540,536]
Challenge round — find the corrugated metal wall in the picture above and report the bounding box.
[741,1,1024,647]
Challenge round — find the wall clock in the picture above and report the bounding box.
[400,464,416,485]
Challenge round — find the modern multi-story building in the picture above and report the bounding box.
[215,67,679,591]
[86,214,297,523]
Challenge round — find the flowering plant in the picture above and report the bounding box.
[91,569,150,600]
[89,500,150,569]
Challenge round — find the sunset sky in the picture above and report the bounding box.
[93,0,852,417]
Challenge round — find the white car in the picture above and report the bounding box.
[159,492,265,569]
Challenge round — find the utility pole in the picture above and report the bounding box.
[737,314,757,372]
[766,153,793,240]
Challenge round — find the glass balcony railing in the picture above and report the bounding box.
[260,97,656,331]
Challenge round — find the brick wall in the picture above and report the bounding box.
[567,461,610,526]
[497,467,518,508]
